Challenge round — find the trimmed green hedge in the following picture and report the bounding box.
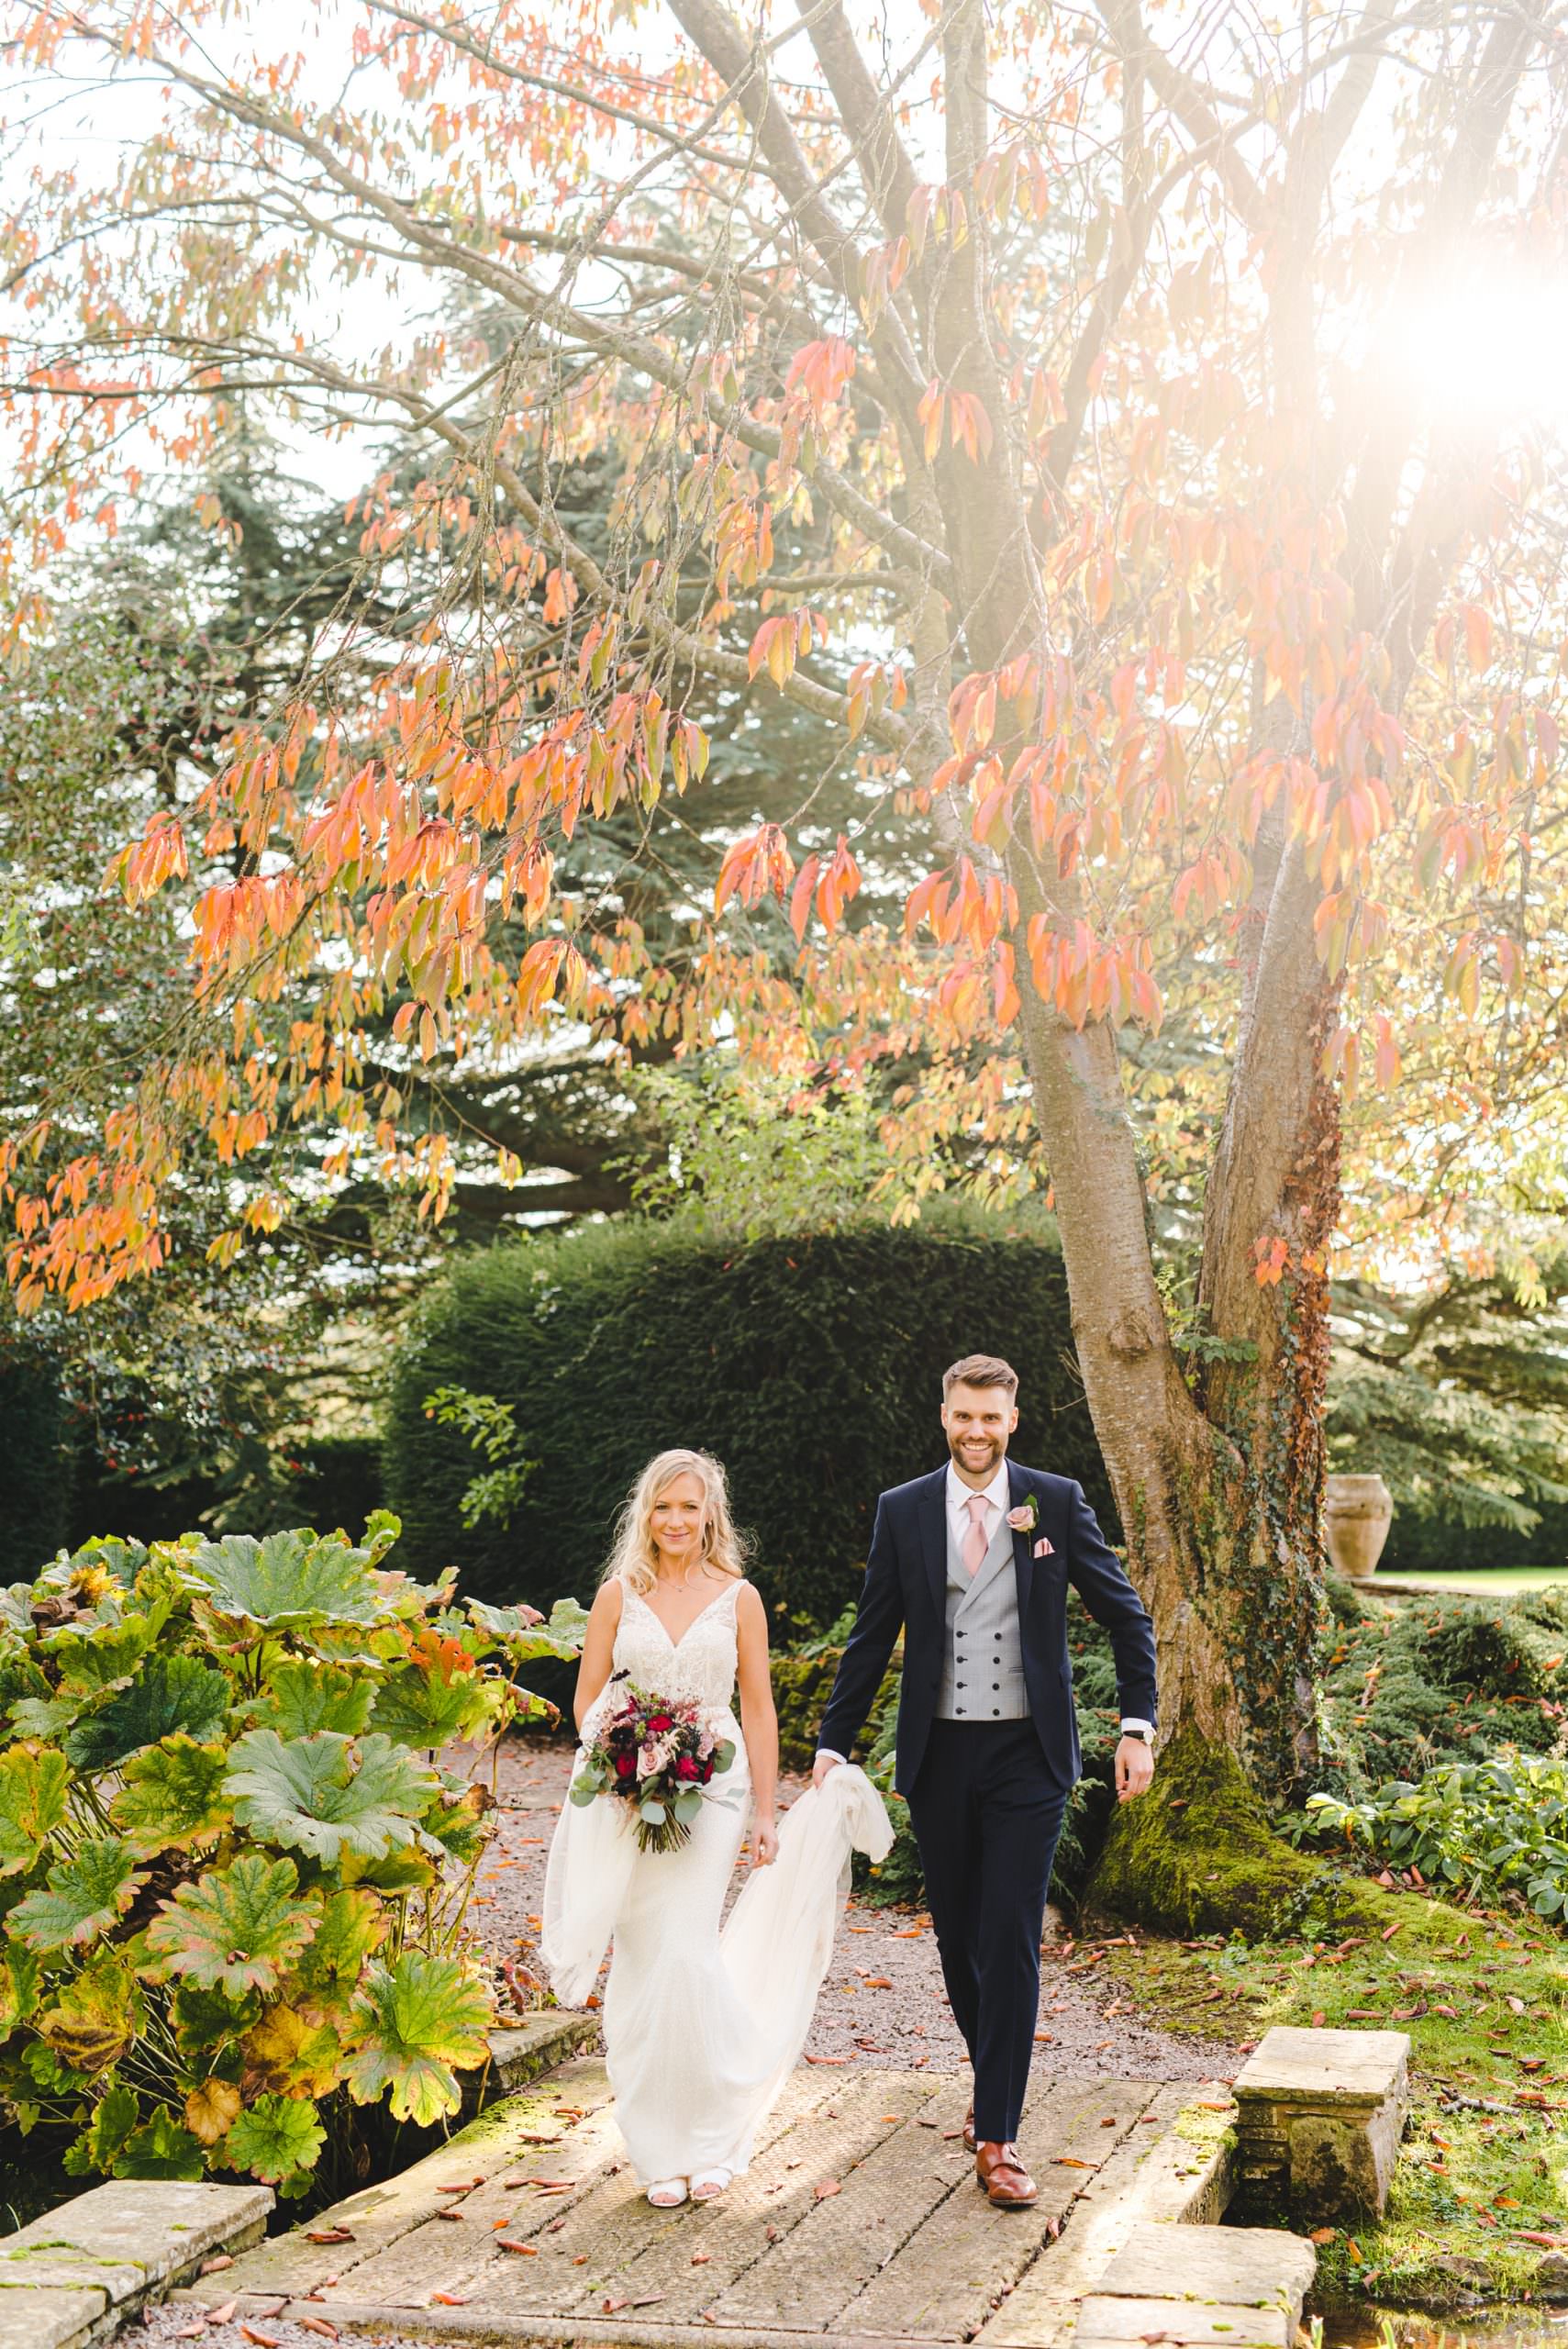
[383,1207,1111,1621]
[0,1344,75,1575]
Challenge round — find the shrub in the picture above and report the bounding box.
[0,1517,584,2197]
[1316,1588,1568,1794]
[1308,1754,1568,1921]
[384,1206,1109,1621]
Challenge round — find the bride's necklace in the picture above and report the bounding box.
[656,1563,706,1591]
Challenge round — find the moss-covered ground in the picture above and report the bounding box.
[1087,1733,1568,2312]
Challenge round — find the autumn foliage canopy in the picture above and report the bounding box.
[3,0,1566,1774]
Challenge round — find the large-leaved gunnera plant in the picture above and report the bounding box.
[0,1514,585,2198]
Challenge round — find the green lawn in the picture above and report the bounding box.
[1369,1566,1568,1594]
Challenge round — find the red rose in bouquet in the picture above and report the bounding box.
[571,1675,737,1853]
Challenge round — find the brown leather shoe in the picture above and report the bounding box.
[975,2139,1039,2208]
[962,2107,976,2153]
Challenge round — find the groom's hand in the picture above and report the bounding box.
[812,1751,842,1789]
[1115,1736,1154,1802]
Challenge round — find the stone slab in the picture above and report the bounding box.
[1074,2295,1293,2349]
[478,2013,599,2104]
[0,2180,272,2347]
[0,2281,107,2349]
[1231,2026,1408,2107]
[1095,2221,1316,2314]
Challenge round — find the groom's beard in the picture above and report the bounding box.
[948,1432,1006,1478]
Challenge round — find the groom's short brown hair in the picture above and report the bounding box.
[943,1353,1018,1397]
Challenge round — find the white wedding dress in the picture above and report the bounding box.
[541,1578,893,2186]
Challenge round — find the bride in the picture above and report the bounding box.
[541,1448,891,2209]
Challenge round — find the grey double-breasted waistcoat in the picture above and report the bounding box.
[934,1505,1030,1721]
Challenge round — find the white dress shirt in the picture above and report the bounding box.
[946,1458,1009,1555]
[817,1461,1151,1761]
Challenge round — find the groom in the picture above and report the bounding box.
[813,1353,1157,2209]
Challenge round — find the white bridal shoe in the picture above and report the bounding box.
[691,2169,733,2201]
[647,2178,688,2208]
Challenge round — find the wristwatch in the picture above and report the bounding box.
[1119,1724,1154,1744]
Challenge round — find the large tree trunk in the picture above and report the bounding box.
[1010,969,1329,1798]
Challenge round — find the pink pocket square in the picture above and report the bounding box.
[1033,1536,1054,1558]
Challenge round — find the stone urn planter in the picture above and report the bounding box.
[1324,1472,1394,1578]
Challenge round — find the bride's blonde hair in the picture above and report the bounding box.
[604,1449,750,1597]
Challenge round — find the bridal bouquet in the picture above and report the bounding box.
[570,1676,736,1853]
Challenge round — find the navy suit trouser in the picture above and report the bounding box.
[904,1718,1067,2145]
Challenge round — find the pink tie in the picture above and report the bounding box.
[962,1491,990,1577]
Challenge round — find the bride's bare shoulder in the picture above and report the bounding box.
[589,1577,627,1623]
[732,1577,768,1629]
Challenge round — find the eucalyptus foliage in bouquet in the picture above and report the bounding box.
[0,1513,584,2198]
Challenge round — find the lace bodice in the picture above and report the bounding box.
[611,1578,743,1713]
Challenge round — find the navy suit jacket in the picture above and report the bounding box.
[816,1461,1158,1797]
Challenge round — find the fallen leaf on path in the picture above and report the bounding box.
[431,2292,468,2306]
[306,2227,354,2244]
[1311,2010,1327,2028]
[863,1977,892,1988]
[815,2178,842,2199]
[604,2297,630,2313]
[630,2295,666,2307]
[1310,2229,1337,2244]
[497,2240,538,2254]
[693,2251,712,2265]
[804,2053,847,2065]
[1053,2157,1097,2169]
[435,2207,465,2221]
[298,2321,339,2342]
[239,2332,280,2348]
[206,2304,238,2326]
[766,2224,782,2243]
[1381,1921,1402,1941]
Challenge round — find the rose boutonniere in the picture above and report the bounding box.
[1006,1497,1039,1532]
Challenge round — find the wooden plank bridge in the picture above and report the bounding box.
[172,2048,1317,2349]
